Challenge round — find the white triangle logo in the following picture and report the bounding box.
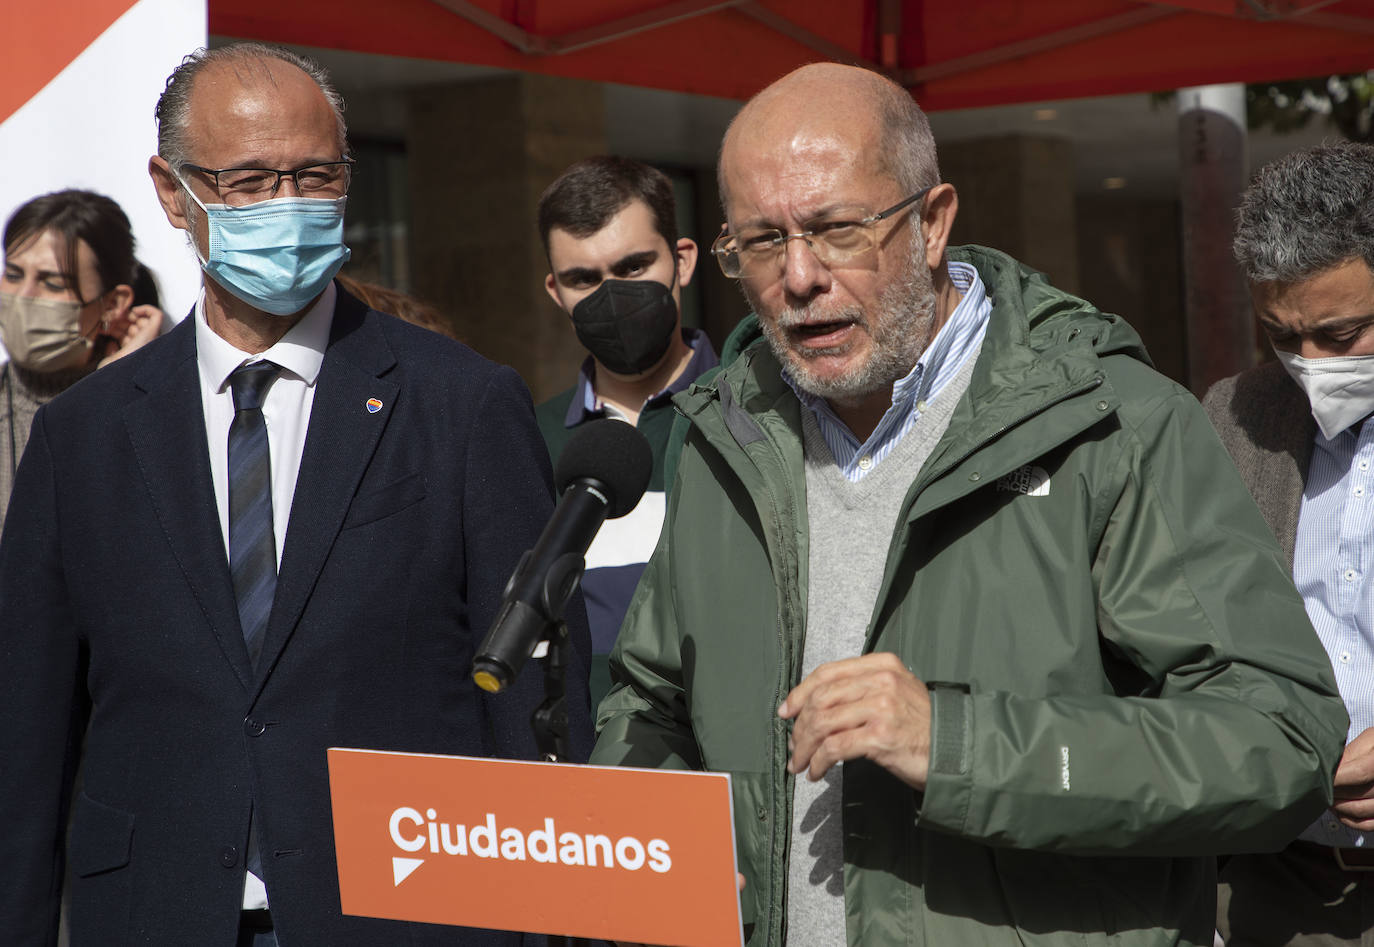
[392,856,424,886]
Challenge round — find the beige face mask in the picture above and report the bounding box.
[0,291,97,373]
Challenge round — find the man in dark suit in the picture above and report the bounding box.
[0,42,591,946]
[1206,141,1374,946]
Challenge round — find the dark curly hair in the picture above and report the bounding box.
[538,155,677,256]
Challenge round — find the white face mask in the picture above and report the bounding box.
[1274,349,1374,440]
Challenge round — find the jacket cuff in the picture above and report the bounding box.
[920,682,973,834]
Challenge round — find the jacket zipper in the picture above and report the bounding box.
[766,446,798,947]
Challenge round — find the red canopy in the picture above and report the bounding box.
[212,0,1374,108]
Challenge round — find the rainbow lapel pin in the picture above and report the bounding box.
[366,397,384,414]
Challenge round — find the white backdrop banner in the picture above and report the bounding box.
[0,0,208,352]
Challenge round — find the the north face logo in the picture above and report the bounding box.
[998,465,1051,496]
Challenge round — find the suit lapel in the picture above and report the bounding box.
[123,318,256,688]
[254,292,398,684]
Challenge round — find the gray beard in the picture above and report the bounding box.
[751,241,937,406]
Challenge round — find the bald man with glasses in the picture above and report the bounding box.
[590,63,1346,947]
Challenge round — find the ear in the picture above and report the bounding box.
[149,156,189,232]
[919,183,959,273]
[544,272,565,312]
[102,284,135,326]
[674,237,699,289]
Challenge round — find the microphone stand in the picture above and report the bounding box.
[529,619,587,947]
[530,618,570,763]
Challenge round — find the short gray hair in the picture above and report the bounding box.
[874,83,940,195]
[1234,141,1374,284]
[154,42,348,173]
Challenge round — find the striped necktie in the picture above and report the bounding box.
[227,362,280,670]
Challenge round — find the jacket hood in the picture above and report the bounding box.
[679,245,1157,499]
[953,245,1150,366]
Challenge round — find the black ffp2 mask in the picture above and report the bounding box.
[570,278,679,376]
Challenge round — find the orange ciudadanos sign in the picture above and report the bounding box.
[327,747,744,945]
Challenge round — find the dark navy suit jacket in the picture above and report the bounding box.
[0,286,592,945]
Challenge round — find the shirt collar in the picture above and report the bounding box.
[912,260,987,404]
[565,326,719,428]
[196,281,335,393]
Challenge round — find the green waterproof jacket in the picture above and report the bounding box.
[590,246,1348,946]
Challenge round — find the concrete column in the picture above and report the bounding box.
[1177,83,1252,396]
[1078,195,1186,382]
[406,74,606,403]
[691,167,751,347]
[937,134,1080,293]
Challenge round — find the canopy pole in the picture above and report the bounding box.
[1177,83,1254,396]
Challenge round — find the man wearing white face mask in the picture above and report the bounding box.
[1207,141,1374,946]
[0,42,592,947]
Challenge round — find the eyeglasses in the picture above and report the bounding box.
[180,159,355,206]
[712,185,934,279]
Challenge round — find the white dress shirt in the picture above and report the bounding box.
[195,283,334,568]
[193,282,335,907]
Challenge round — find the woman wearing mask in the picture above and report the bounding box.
[0,189,164,531]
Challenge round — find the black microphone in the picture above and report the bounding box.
[472,418,653,693]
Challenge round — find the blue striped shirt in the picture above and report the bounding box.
[785,261,991,481]
[1296,417,1374,848]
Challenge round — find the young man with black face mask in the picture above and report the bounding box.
[535,155,719,707]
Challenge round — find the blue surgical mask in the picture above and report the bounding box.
[180,179,350,316]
